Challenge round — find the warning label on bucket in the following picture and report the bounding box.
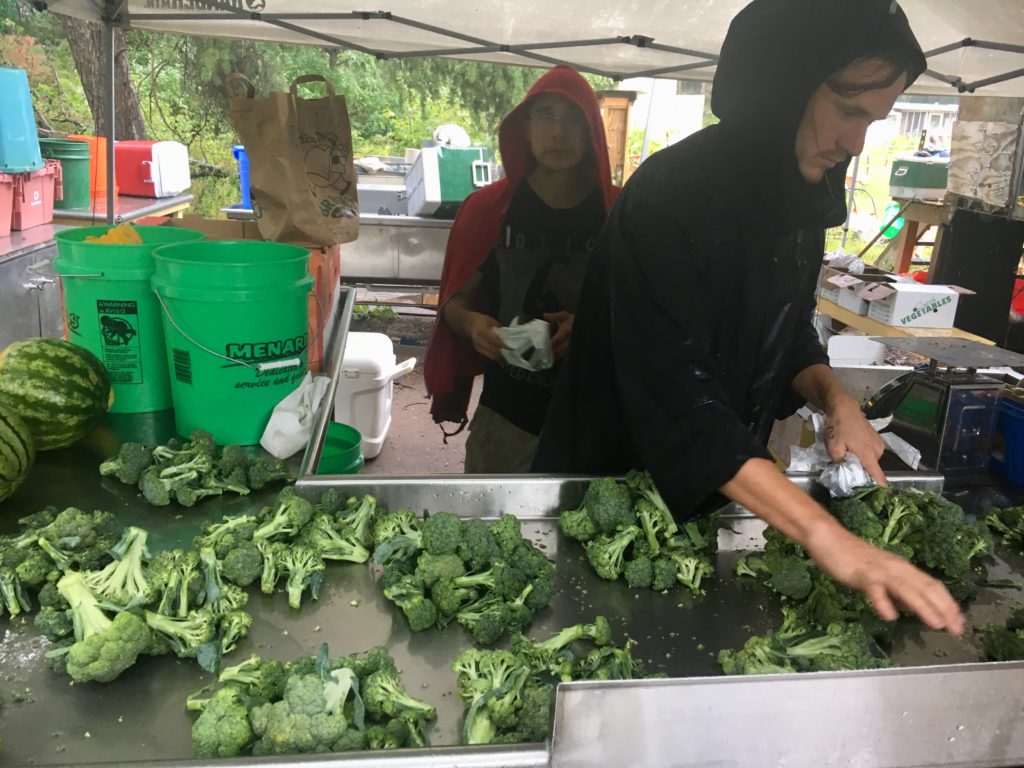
[97,299,143,385]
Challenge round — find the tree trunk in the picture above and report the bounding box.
[58,18,146,140]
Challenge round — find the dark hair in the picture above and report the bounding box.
[827,32,927,98]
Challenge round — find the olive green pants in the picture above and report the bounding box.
[464,405,539,474]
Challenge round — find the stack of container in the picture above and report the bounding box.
[0,66,63,233]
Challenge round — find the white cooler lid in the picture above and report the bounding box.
[341,332,396,375]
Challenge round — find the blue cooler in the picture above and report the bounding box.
[0,67,43,173]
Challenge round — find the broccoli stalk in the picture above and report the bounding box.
[278,546,326,609]
[0,567,31,616]
[363,667,437,720]
[336,495,378,549]
[302,515,370,563]
[144,609,217,658]
[198,548,248,615]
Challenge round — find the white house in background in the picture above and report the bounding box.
[889,100,960,143]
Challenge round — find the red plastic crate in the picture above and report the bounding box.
[0,173,13,237]
[11,159,61,231]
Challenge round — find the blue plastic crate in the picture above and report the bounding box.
[0,67,43,174]
[992,396,1024,485]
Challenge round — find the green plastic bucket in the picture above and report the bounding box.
[54,225,206,414]
[151,240,313,446]
[40,138,91,210]
[318,422,365,474]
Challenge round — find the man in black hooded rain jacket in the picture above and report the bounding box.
[534,0,964,635]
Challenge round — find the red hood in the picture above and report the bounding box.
[424,65,618,427]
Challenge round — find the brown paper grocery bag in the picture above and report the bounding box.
[228,74,359,246]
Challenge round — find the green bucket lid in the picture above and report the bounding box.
[318,422,364,475]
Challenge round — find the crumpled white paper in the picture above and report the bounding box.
[818,453,873,497]
[496,318,554,372]
[787,408,914,497]
[823,247,867,275]
[260,373,332,459]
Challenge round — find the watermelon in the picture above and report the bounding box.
[0,338,112,450]
[0,401,34,503]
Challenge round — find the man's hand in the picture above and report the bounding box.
[805,524,964,636]
[466,313,506,360]
[543,311,574,360]
[824,394,887,486]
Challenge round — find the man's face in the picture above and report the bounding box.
[526,94,590,172]
[795,58,907,183]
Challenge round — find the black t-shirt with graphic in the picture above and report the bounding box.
[475,181,605,435]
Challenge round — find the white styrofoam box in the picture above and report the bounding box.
[333,332,416,459]
[827,336,887,366]
[859,282,973,329]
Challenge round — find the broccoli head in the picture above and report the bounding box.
[459,518,500,570]
[301,514,370,564]
[363,666,437,721]
[421,511,463,556]
[191,687,254,758]
[279,546,326,610]
[585,526,640,581]
[623,555,655,589]
[99,442,154,486]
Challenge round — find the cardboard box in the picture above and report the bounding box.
[818,265,892,312]
[858,282,974,329]
[162,215,341,372]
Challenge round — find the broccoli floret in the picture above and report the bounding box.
[57,571,152,683]
[278,546,325,610]
[577,477,634,535]
[0,567,31,616]
[880,495,923,548]
[366,719,411,750]
[421,511,463,555]
[301,515,370,564]
[198,548,249,615]
[585,526,640,581]
[718,635,794,675]
[624,555,655,588]
[83,526,152,607]
[22,507,118,564]
[154,551,202,618]
[734,554,769,579]
[139,465,192,507]
[315,488,346,516]
[35,605,73,640]
[195,515,259,564]
[490,513,525,557]
[982,625,1024,661]
[99,442,154,485]
[191,687,254,758]
[14,547,54,588]
[144,609,217,658]
[651,557,678,591]
[457,593,511,645]
[336,494,378,549]
[256,541,287,595]
[985,506,1024,547]
[209,655,288,706]
[832,496,885,544]
[784,622,889,672]
[221,543,263,588]
[216,444,252,478]
[363,666,437,721]
[914,502,992,581]
[383,574,437,632]
[372,508,421,547]
[764,554,812,600]
[250,670,362,755]
[459,518,500,570]
[559,506,598,543]
[38,580,67,609]
[218,609,253,654]
[253,490,314,542]
[247,456,292,490]
[537,616,612,654]
[18,506,58,530]
[431,577,479,617]
[415,552,466,588]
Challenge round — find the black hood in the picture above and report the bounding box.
[712,0,926,229]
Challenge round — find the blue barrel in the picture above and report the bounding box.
[0,68,43,173]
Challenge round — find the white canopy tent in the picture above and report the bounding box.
[41,0,1024,95]
[36,0,1024,222]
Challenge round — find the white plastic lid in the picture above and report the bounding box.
[340,332,396,376]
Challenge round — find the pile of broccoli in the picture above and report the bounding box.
[985,505,1024,552]
[718,606,891,675]
[370,509,555,644]
[99,429,292,507]
[738,486,993,604]
[559,472,723,594]
[188,644,435,758]
[451,616,644,745]
[980,604,1024,661]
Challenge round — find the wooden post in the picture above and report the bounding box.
[596,90,637,187]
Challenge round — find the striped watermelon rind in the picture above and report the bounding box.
[0,401,35,503]
[0,338,112,451]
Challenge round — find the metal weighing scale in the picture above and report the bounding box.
[863,338,1024,476]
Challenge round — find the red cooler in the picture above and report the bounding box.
[115,140,191,198]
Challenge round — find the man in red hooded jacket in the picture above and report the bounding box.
[424,65,618,472]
